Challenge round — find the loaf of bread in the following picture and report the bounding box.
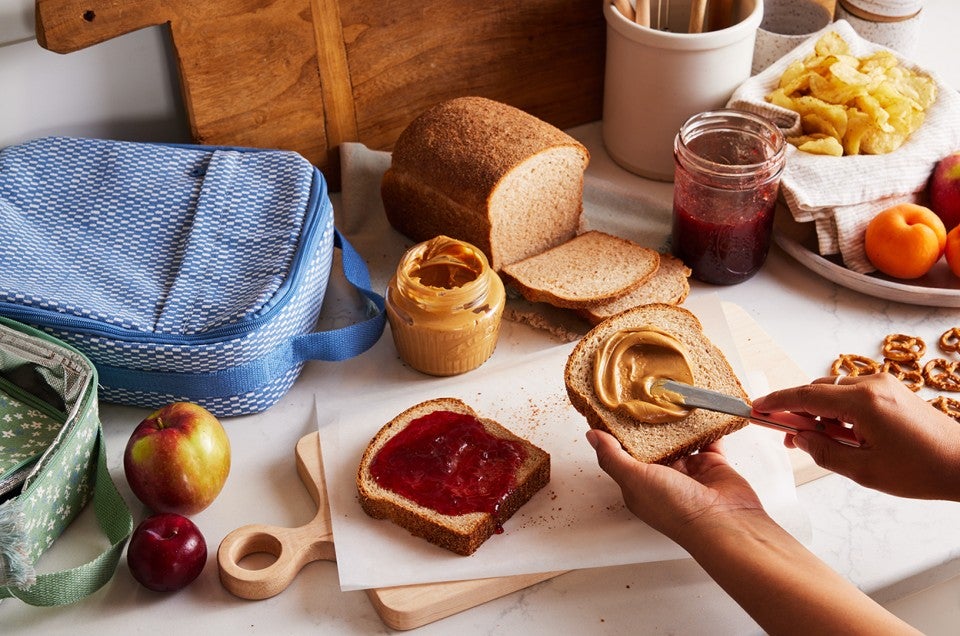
[578,253,691,325]
[357,397,550,555]
[501,230,660,309]
[381,96,590,271]
[565,304,748,464]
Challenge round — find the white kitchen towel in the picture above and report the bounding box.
[728,19,960,273]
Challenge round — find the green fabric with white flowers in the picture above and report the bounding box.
[0,317,132,606]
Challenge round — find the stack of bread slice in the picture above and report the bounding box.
[501,230,691,323]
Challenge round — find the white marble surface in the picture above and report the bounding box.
[4,2,960,634]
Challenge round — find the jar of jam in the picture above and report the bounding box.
[671,109,786,285]
[386,235,505,376]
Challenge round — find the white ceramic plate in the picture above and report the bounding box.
[773,209,960,307]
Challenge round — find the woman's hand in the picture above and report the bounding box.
[753,372,960,501]
[586,429,768,547]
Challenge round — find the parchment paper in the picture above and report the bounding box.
[320,295,810,591]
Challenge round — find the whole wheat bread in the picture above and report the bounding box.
[565,304,748,464]
[381,96,589,271]
[579,253,691,325]
[357,397,550,556]
[501,231,660,309]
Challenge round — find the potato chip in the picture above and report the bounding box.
[766,32,937,156]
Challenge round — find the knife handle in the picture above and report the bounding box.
[749,409,861,447]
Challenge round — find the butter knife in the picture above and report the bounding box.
[657,379,861,447]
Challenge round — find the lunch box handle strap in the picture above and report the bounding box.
[1,429,134,606]
[297,228,388,361]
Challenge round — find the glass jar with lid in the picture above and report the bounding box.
[671,109,787,285]
[386,235,505,376]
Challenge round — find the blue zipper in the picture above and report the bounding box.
[1,167,331,347]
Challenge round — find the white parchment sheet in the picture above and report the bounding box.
[320,295,810,591]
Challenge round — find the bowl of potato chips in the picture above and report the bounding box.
[729,19,960,285]
[766,29,936,157]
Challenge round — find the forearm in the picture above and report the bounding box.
[678,512,920,636]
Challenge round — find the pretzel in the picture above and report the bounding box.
[938,328,960,355]
[882,358,924,392]
[881,333,925,362]
[922,358,960,392]
[929,396,960,422]
[830,354,881,378]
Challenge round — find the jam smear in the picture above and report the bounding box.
[370,410,527,517]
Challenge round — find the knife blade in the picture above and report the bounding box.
[657,379,861,447]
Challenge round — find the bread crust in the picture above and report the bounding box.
[357,397,550,555]
[564,304,748,464]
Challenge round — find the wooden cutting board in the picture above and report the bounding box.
[34,0,605,187]
[216,302,827,630]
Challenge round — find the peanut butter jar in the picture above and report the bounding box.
[386,235,505,376]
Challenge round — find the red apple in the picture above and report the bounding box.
[127,513,207,592]
[929,151,960,231]
[124,402,230,516]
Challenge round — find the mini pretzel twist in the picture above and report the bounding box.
[929,396,960,422]
[830,354,881,378]
[882,358,924,392]
[922,358,960,392]
[881,333,926,362]
[938,328,960,355]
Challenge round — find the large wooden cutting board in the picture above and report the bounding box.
[34,0,605,187]
[217,302,827,630]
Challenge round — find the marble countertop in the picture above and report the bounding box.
[5,2,960,633]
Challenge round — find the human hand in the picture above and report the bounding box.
[752,373,960,501]
[585,428,767,547]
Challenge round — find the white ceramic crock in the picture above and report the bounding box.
[602,0,763,182]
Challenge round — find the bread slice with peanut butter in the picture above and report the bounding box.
[564,304,748,464]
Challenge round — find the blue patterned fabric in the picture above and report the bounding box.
[0,137,385,416]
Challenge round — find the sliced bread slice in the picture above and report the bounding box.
[579,253,692,325]
[500,231,660,309]
[565,304,748,464]
[357,397,550,556]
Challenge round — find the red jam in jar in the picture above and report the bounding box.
[369,410,527,517]
[671,109,786,285]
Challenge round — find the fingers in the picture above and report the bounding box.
[792,430,864,476]
[586,428,641,483]
[753,374,886,421]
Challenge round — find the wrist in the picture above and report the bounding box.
[672,508,782,559]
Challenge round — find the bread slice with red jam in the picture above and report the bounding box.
[357,397,550,556]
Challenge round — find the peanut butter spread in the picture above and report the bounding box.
[386,235,505,376]
[593,326,694,423]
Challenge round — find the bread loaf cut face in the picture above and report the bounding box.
[579,253,691,325]
[357,397,550,556]
[501,231,660,309]
[381,96,589,271]
[565,304,748,464]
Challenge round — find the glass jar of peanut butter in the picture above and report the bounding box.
[386,235,505,376]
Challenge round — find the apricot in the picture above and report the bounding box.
[945,226,960,278]
[864,203,946,279]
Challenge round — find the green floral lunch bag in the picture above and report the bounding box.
[0,316,132,605]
